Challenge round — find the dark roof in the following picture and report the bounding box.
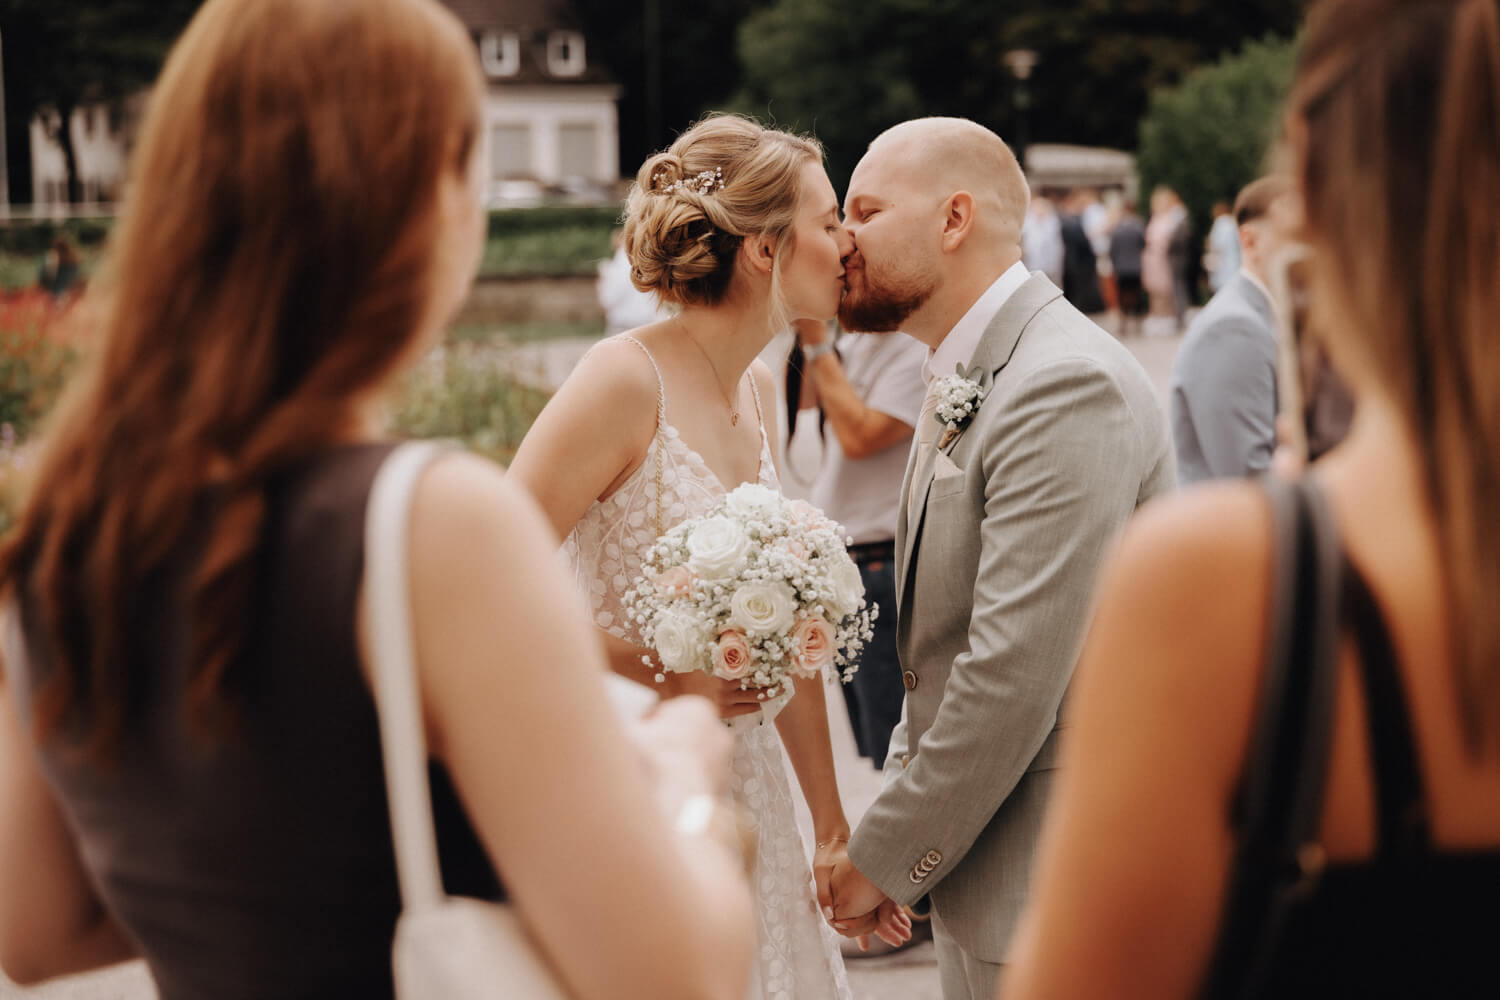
[440,0,579,32]
[437,0,614,86]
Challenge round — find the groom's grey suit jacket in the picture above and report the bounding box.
[847,273,1175,962]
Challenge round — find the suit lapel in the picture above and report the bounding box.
[897,273,1066,610]
[894,427,922,601]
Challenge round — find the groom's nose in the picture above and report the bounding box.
[836,226,856,260]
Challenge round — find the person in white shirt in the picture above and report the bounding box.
[597,228,669,335]
[792,319,926,773]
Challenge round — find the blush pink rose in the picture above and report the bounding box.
[788,499,818,525]
[782,538,809,561]
[791,617,837,678]
[713,629,753,681]
[656,565,696,598]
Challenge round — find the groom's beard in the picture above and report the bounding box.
[838,262,934,333]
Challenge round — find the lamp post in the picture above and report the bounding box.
[0,28,8,215]
[644,0,662,152]
[1003,48,1038,173]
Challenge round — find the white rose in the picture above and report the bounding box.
[686,516,751,579]
[652,611,704,672]
[728,581,798,635]
[827,556,865,616]
[724,483,782,520]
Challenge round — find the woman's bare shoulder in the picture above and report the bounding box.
[1089,480,1277,742]
[565,333,667,411]
[410,451,551,551]
[1111,480,1272,598]
[522,333,668,472]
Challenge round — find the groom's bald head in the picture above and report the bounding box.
[858,118,1029,247]
[839,118,1029,341]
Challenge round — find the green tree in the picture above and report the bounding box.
[1135,34,1299,238]
[1,0,201,205]
[732,0,1307,189]
[569,0,775,174]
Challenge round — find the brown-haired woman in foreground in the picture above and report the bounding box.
[0,1,753,998]
[1008,0,1500,996]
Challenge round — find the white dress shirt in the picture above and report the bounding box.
[922,260,1032,383]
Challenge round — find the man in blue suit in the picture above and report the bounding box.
[1169,176,1297,485]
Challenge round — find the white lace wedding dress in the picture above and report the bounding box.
[564,336,852,1000]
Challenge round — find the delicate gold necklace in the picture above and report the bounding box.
[676,317,741,426]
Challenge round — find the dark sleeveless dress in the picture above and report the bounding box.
[1202,479,1500,997]
[4,444,501,1000]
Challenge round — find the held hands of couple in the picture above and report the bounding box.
[813,841,913,950]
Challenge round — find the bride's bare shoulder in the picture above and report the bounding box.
[576,329,666,389]
[562,331,669,414]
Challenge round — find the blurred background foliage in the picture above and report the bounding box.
[388,344,553,465]
[1136,34,1300,237]
[567,0,1306,188]
[728,0,1306,189]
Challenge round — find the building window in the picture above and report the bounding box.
[490,124,533,179]
[547,31,585,77]
[480,31,520,78]
[558,123,599,180]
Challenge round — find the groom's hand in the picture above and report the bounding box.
[829,861,887,929]
[815,844,890,929]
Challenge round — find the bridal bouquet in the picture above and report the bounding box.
[623,484,878,700]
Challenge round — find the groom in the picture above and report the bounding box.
[816,118,1174,997]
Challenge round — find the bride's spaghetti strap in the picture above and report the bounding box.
[616,335,668,536]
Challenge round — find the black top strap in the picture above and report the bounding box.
[1234,478,1344,859]
[1341,563,1433,855]
[1202,477,1344,999]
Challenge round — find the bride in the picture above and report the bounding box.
[509,114,908,997]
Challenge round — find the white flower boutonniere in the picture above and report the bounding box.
[932,370,987,449]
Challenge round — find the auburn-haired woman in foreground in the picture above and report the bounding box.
[0,2,752,998]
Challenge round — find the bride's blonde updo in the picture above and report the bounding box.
[623,114,823,307]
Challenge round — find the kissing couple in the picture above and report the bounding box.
[510,112,1170,1000]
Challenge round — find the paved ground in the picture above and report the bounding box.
[2,317,1184,1000]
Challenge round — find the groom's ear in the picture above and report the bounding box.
[740,232,778,277]
[940,191,977,251]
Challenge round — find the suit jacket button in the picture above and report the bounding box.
[925,850,942,865]
[902,670,918,690]
[900,753,911,770]
[909,870,924,884]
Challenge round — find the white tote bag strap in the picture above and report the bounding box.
[363,441,448,912]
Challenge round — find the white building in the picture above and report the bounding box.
[440,0,622,204]
[26,0,621,211]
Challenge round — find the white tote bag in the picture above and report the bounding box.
[363,442,572,999]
